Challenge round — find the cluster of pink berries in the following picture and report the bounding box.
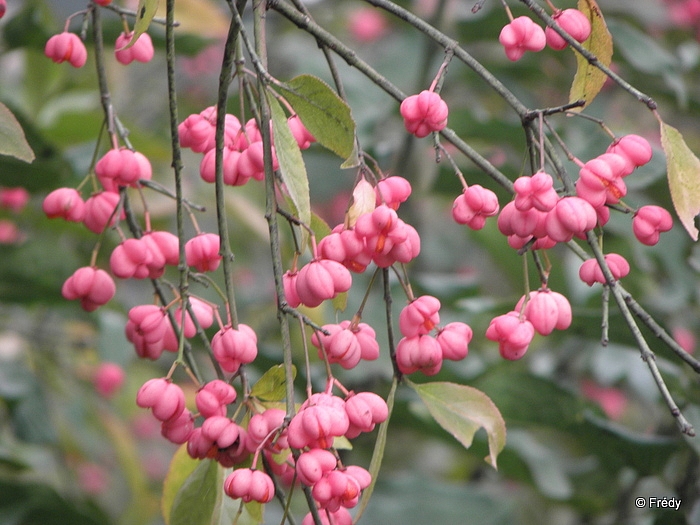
[180,106,314,186]
[499,8,592,61]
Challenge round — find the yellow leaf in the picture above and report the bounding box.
[568,0,613,111]
[661,121,700,240]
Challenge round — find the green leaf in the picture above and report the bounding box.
[162,445,201,525]
[660,120,700,240]
[250,364,296,401]
[169,458,223,525]
[268,92,311,227]
[568,0,613,111]
[123,0,159,50]
[0,102,34,163]
[277,75,356,160]
[408,380,506,469]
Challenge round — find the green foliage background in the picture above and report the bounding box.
[1,1,700,524]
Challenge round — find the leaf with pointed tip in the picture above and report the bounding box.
[0,102,34,163]
[661,120,700,240]
[568,0,613,111]
[121,0,159,51]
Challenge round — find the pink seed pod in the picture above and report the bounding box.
[247,408,286,450]
[295,258,352,308]
[399,295,441,338]
[607,134,653,174]
[127,304,168,344]
[202,416,242,449]
[199,146,246,186]
[211,324,258,373]
[375,176,412,210]
[312,322,362,369]
[578,253,630,286]
[344,391,389,438]
[83,191,121,234]
[178,113,215,153]
[43,188,85,222]
[545,8,592,50]
[45,32,88,68]
[141,230,179,278]
[499,16,546,61]
[161,409,194,444]
[451,185,500,230]
[196,379,237,418]
[312,467,368,510]
[545,196,597,243]
[632,205,673,246]
[136,378,186,422]
[287,115,316,150]
[296,449,338,486]
[282,269,301,307]
[399,90,449,138]
[302,507,352,525]
[224,469,275,503]
[485,311,535,361]
[0,187,29,213]
[355,204,406,256]
[93,362,125,398]
[516,289,572,336]
[114,32,154,65]
[513,171,559,212]
[348,6,389,42]
[237,141,279,181]
[371,219,420,268]
[287,393,349,450]
[110,237,153,279]
[395,334,443,376]
[318,226,372,273]
[436,321,473,361]
[61,266,116,312]
[185,233,222,272]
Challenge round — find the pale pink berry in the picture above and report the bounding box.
[312,466,370,510]
[516,289,572,335]
[237,141,278,181]
[295,258,352,308]
[282,269,301,307]
[513,171,559,212]
[372,220,420,268]
[93,362,125,398]
[318,226,372,273]
[62,266,116,312]
[545,196,597,243]
[287,393,349,450]
[247,408,287,450]
[348,7,389,42]
[43,188,85,222]
[83,191,121,234]
[126,304,168,347]
[0,187,29,213]
[296,449,337,486]
[141,230,179,278]
[451,185,500,230]
[199,146,247,186]
[545,9,592,50]
[576,154,628,208]
[202,416,243,449]
[196,379,237,418]
[354,204,406,257]
[288,115,316,149]
[578,253,630,286]
[110,238,153,279]
[115,32,154,65]
[399,90,449,138]
[178,108,241,153]
[211,324,258,373]
[185,233,222,272]
[45,32,88,68]
[499,16,546,61]
[302,508,353,525]
[224,469,274,503]
[395,334,443,376]
[95,148,152,188]
[375,176,412,210]
[607,134,653,172]
[312,321,380,366]
[344,391,388,438]
[136,378,186,422]
[436,322,473,360]
[161,409,194,444]
[399,295,441,337]
[485,311,535,360]
[633,205,673,246]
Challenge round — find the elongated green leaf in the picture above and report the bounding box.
[0,102,34,163]
[121,0,159,50]
[568,0,613,111]
[170,459,223,525]
[162,445,200,525]
[277,75,355,160]
[661,120,700,240]
[250,364,296,401]
[268,93,311,228]
[408,380,506,469]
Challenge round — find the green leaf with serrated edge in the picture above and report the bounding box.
[661,121,700,240]
[121,0,159,51]
[568,0,613,111]
[268,92,311,228]
[353,376,397,523]
[250,364,296,401]
[277,75,355,160]
[170,458,223,525]
[0,103,34,163]
[408,379,506,469]
[162,445,199,525]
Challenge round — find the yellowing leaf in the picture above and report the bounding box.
[661,121,700,240]
[0,103,34,163]
[122,0,159,51]
[250,364,296,401]
[568,0,613,111]
[409,380,506,469]
[346,178,376,228]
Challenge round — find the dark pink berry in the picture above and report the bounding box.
[632,205,673,245]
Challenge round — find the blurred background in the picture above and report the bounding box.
[1,0,700,524]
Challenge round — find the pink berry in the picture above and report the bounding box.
[62,266,116,312]
[632,205,673,245]
[83,191,121,234]
[0,0,6,18]
[578,253,630,286]
[282,269,301,307]
[287,115,316,150]
[399,90,449,138]
[161,409,195,444]
[436,322,473,360]
[513,171,559,212]
[211,324,258,373]
[348,7,389,43]
[95,148,152,188]
[295,258,352,308]
[115,32,155,65]
[237,141,278,182]
[141,230,179,278]
[399,295,441,338]
[607,134,653,171]
[136,378,186,422]
[516,289,572,336]
[185,233,222,272]
[545,196,597,243]
[160,297,215,352]
[110,237,153,279]
[344,391,388,438]
[296,449,338,486]
[451,185,500,230]
[485,311,535,360]
[43,188,85,222]
[287,393,349,450]
[302,508,353,525]
[94,0,113,5]
[395,334,443,376]
[199,146,247,186]
[93,362,125,398]
[196,379,237,418]
[375,176,412,210]
[499,16,546,61]
[318,226,372,273]
[45,32,88,68]
[0,187,30,213]
[545,9,592,50]
[224,469,274,503]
